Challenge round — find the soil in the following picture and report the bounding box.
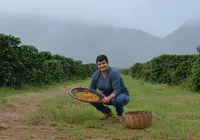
[0,86,70,140]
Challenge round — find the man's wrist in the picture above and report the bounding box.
[108,93,116,100]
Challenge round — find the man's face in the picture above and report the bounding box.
[97,60,108,72]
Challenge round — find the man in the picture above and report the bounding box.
[89,55,130,122]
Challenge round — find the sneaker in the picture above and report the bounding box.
[99,112,113,120]
[115,116,123,122]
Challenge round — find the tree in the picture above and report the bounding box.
[0,33,23,88]
[196,45,200,54]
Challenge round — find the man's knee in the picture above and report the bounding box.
[114,94,129,105]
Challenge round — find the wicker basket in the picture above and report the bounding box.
[69,87,106,103]
[125,111,153,129]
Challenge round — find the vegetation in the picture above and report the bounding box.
[2,75,197,140]
[0,32,200,139]
[120,47,200,93]
[0,33,97,89]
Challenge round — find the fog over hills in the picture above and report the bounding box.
[0,14,200,68]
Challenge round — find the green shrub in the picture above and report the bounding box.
[0,33,97,88]
[130,53,199,92]
[190,57,200,92]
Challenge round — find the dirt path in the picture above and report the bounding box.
[0,86,71,140]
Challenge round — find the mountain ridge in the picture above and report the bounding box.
[0,14,200,68]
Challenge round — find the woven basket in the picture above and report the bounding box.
[69,87,105,103]
[125,111,153,129]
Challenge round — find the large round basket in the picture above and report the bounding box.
[69,87,106,103]
[125,111,153,129]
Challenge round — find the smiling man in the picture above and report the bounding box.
[89,55,130,122]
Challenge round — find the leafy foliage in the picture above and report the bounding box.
[0,33,97,88]
[127,53,199,92]
[190,57,200,92]
[118,68,131,75]
[0,34,23,88]
[196,45,200,54]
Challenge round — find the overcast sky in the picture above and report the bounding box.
[1,0,200,37]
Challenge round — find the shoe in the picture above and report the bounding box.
[115,116,123,122]
[99,112,113,120]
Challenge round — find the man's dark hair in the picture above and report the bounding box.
[96,55,109,63]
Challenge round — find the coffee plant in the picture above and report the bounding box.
[0,33,97,88]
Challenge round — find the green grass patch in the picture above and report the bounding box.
[0,78,91,98]
[35,96,98,125]
[8,75,200,139]
[0,87,18,97]
[0,96,30,108]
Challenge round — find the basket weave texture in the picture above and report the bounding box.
[125,111,152,129]
[69,87,105,103]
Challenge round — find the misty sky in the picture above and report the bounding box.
[1,0,200,37]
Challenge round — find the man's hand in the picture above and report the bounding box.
[102,93,116,104]
[102,97,111,104]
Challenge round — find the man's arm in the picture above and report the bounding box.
[110,70,121,97]
[89,72,98,90]
[89,78,97,90]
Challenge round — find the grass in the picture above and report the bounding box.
[0,97,30,108]
[0,78,89,97]
[1,75,200,139]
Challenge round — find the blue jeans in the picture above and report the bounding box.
[90,93,130,116]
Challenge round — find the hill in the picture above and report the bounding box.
[0,13,200,67]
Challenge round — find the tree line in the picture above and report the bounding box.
[0,33,97,89]
[120,46,200,92]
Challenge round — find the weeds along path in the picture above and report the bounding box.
[0,86,71,140]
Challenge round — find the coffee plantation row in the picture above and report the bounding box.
[121,47,200,92]
[0,33,97,89]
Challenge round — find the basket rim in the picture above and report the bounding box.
[69,87,106,103]
[125,110,152,115]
